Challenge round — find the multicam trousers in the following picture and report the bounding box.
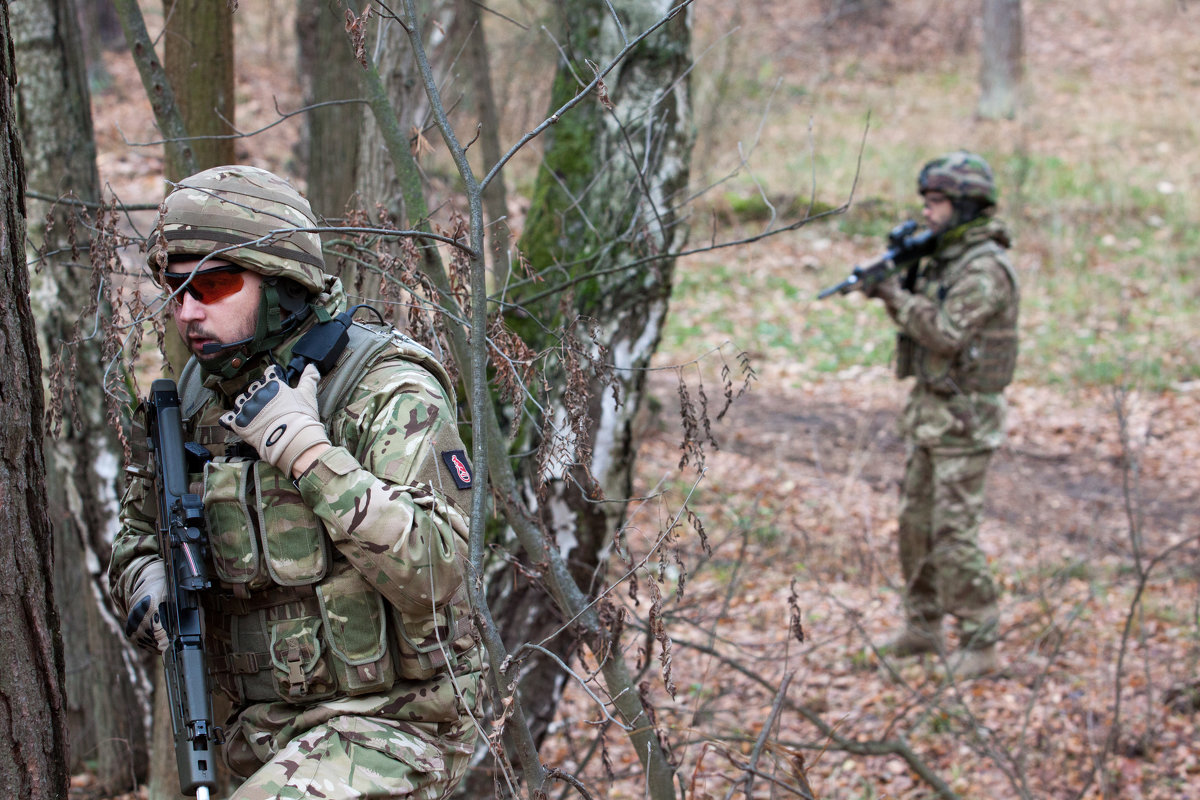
[897,444,1000,649]
[226,714,473,800]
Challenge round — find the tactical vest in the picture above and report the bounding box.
[178,323,477,709]
[895,239,1019,395]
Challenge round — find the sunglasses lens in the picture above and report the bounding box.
[164,268,245,304]
[191,270,244,303]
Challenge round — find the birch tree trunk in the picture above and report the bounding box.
[486,0,693,781]
[978,0,1023,119]
[11,0,148,791]
[0,5,71,794]
[301,5,691,796]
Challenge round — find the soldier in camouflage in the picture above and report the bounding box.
[109,165,482,797]
[866,151,1019,679]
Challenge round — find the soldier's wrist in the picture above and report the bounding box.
[289,442,332,478]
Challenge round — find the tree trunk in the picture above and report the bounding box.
[11,0,149,791]
[77,0,123,47]
[353,2,449,221]
[456,0,512,287]
[0,5,71,795]
[346,0,458,306]
[821,0,891,25]
[978,0,1023,119]
[159,0,232,377]
[477,1,693,792]
[162,0,235,177]
[296,0,362,226]
[157,0,236,376]
[75,0,123,82]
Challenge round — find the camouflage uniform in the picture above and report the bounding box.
[875,156,1019,654]
[109,166,481,798]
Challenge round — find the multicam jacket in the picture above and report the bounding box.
[109,280,480,775]
[884,217,1019,453]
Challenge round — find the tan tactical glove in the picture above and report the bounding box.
[220,364,330,475]
[124,560,169,654]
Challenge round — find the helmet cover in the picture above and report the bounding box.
[917,150,998,206]
[148,165,326,293]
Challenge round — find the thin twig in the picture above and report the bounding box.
[725,672,794,800]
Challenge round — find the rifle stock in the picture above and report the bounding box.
[817,221,937,299]
[147,379,219,799]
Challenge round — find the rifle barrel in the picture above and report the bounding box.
[815,224,937,300]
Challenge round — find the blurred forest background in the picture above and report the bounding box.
[7,0,1198,799]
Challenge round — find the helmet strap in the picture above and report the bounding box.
[256,282,313,352]
[198,282,314,380]
[949,199,988,230]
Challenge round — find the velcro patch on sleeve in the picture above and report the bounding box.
[440,449,474,489]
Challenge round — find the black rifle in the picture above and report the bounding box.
[146,380,220,800]
[817,220,938,299]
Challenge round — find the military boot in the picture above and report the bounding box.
[946,607,1000,678]
[881,621,943,658]
[940,645,999,680]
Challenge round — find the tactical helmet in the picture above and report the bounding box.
[917,150,998,207]
[148,165,326,293]
[150,166,330,379]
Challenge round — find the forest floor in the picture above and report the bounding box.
[566,349,1200,800]
[73,1,1200,799]
[541,3,1200,797]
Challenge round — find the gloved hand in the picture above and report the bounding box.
[866,274,904,306]
[220,364,331,475]
[124,561,169,654]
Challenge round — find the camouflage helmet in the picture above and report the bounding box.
[148,165,326,293]
[917,150,998,206]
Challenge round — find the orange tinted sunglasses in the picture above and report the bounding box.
[162,264,246,304]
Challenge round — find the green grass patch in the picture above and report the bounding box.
[676,40,1200,394]
[665,252,899,376]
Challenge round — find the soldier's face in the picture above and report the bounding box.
[922,191,954,234]
[166,257,264,361]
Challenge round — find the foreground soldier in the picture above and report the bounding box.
[866,151,1019,679]
[109,165,481,797]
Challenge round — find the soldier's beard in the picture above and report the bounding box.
[182,320,257,360]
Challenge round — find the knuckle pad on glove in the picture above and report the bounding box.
[235,381,281,427]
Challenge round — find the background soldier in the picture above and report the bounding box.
[867,150,1019,679]
[109,166,482,797]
